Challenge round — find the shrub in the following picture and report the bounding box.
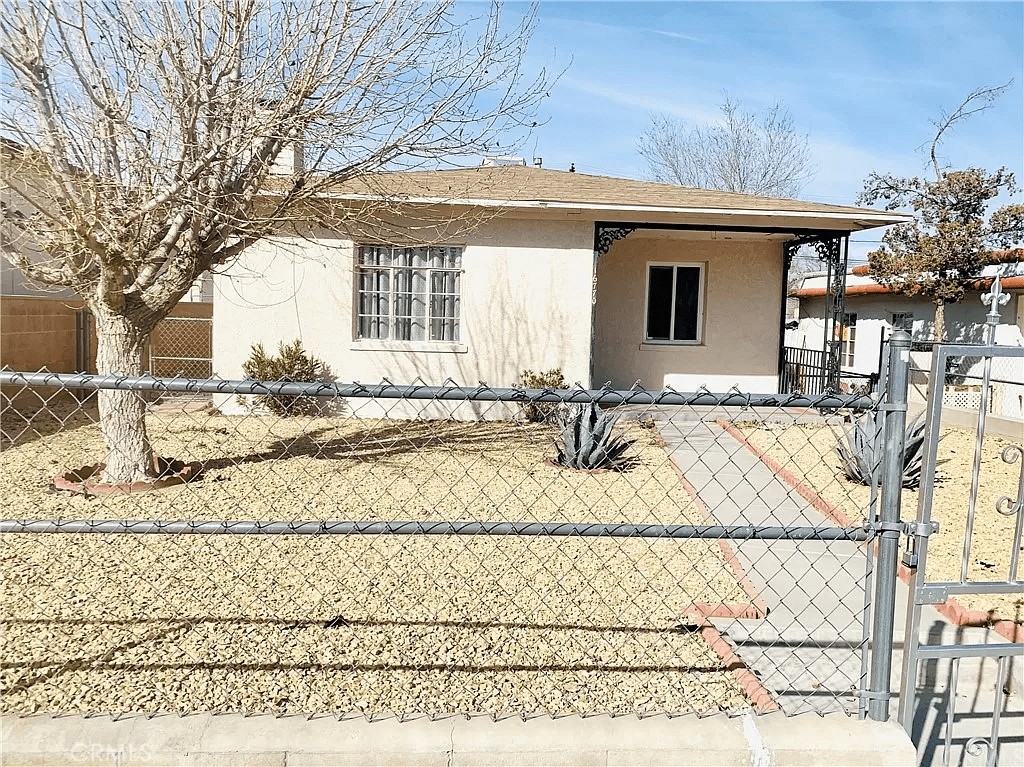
[518,368,568,423]
[240,340,330,416]
[836,411,928,489]
[552,402,635,472]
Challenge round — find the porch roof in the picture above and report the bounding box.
[326,166,910,231]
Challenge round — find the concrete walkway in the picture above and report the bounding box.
[655,415,1022,765]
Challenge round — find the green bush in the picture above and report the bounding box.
[518,368,568,423]
[240,340,330,416]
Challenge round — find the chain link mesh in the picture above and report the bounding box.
[147,317,213,380]
[0,371,885,719]
[909,346,1024,420]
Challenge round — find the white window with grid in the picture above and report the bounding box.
[356,245,462,343]
[839,312,857,367]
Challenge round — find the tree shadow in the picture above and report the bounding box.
[0,389,99,449]
[195,418,547,473]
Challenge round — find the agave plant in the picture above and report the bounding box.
[553,403,635,471]
[836,412,928,489]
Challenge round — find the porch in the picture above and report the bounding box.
[590,222,853,394]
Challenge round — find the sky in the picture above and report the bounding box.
[494,0,1024,262]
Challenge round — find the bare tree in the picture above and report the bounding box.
[637,96,812,198]
[0,0,549,483]
[858,81,1023,341]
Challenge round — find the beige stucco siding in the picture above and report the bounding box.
[212,217,595,416]
[593,236,784,391]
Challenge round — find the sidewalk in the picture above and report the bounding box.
[657,416,1022,765]
[0,710,915,766]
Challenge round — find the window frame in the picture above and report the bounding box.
[839,312,858,368]
[642,261,706,345]
[891,311,914,334]
[353,244,464,346]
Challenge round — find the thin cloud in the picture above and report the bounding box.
[561,77,720,124]
[544,15,708,44]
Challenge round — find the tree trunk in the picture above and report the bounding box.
[933,301,946,343]
[94,312,155,484]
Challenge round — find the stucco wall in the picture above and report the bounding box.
[212,217,595,417]
[592,235,784,392]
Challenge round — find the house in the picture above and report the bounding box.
[788,254,1024,419]
[212,165,906,415]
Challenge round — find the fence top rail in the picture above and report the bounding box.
[0,518,874,540]
[0,371,878,410]
[912,343,1024,358]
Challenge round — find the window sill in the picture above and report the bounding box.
[350,340,468,354]
[639,341,703,350]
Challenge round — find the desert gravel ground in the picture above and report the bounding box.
[737,420,1023,624]
[0,400,752,715]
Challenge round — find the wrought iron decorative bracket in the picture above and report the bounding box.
[594,226,637,256]
[996,444,1023,518]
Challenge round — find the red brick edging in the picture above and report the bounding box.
[54,456,201,495]
[716,419,1023,644]
[693,619,780,713]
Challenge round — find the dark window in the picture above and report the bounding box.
[891,312,914,333]
[646,264,703,342]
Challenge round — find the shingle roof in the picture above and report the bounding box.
[332,165,905,221]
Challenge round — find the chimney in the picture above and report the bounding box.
[270,139,304,176]
[256,100,305,176]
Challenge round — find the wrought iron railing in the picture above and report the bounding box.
[781,346,878,396]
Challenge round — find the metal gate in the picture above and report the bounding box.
[897,281,1024,766]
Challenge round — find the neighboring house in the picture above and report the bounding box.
[213,165,904,415]
[0,139,89,374]
[0,139,212,376]
[788,254,1024,419]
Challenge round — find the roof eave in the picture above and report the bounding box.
[319,192,911,229]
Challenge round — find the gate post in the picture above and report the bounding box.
[867,329,911,721]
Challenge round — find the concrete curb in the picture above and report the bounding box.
[0,712,917,766]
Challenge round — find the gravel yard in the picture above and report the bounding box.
[0,404,753,715]
[3,405,703,524]
[737,420,1024,624]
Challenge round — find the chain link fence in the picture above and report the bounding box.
[0,371,894,720]
[148,316,213,380]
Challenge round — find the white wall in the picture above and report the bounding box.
[792,292,1023,373]
[790,291,1024,419]
[0,183,76,298]
[212,217,596,418]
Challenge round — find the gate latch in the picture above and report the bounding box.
[901,521,939,568]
